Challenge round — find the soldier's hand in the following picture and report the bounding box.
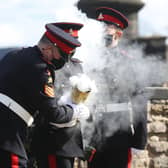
[70,103,90,120]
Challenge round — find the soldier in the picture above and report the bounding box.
[30,23,92,168]
[96,7,128,48]
[0,22,87,168]
[88,7,147,168]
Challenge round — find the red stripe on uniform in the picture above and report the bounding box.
[127,148,132,168]
[11,153,19,168]
[48,154,57,168]
[88,148,96,162]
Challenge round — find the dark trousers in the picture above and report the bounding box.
[0,149,27,168]
[89,148,132,168]
[36,154,74,168]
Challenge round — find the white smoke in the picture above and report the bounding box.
[69,73,97,92]
[53,0,106,70]
[1,0,167,147]
[52,0,168,146]
[81,38,168,145]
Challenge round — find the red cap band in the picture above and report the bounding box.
[98,14,124,29]
[45,31,74,54]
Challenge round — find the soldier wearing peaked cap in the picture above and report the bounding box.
[87,7,147,168]
[0,22,87,168]
[96,6,128,48]
[29,22,90,168]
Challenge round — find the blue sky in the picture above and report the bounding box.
[0,0,167,47]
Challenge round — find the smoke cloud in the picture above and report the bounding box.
[53,0,168,146]
[81,38,168,145]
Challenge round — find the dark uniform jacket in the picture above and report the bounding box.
[0,46,73,159]
[88,50,147,168]
[31,58,85,158]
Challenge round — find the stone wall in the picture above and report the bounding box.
[132,99,168,168]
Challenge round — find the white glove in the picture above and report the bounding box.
[70,103,90,121]
[58,93,90,120]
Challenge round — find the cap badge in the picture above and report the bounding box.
[69,28,74,35]
[98,13,104,20]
